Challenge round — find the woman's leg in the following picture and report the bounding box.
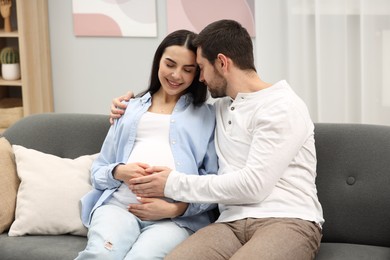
[75,204,141,260]
[124,220,192,260]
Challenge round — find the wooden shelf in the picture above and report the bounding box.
[0,0,53,131]
[0,29,18,37]
[0,76,22,86]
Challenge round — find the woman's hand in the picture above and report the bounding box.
[113,162,150,186]
[128,197,188,221]
[109,91,134,124]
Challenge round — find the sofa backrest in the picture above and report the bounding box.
[315,123,390,247]
[3,113,110,159]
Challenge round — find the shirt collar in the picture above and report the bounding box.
[140,92,152,104]
[139,91,192,109]
[176,93,192,110]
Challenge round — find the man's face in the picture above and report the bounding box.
[196,48,227,98]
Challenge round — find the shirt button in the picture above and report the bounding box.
[231,107,235,111]
[172,141,176,145]
[176,162,181,166]
[171,119,175,123]
[228,120,232,124]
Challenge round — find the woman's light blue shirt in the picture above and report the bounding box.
[80,92,218,232]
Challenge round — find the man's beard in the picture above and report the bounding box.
[209,86,226,98]
[208,70,228,98]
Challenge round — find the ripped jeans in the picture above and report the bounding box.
[75,204,192,260]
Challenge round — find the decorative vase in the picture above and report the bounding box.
[2,63,20,80]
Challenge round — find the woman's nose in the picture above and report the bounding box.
[171,70,181,79]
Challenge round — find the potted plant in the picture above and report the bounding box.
[0,46,20,80]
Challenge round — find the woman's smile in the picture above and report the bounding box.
[166,79,183,88]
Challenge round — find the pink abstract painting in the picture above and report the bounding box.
[72,0,157,37]
[167,0,255,37]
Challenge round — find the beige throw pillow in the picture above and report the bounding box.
[9,145,97,236]
[0,137,20,233]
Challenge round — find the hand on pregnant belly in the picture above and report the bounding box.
[113,162,150,186]
[128,197,188,221]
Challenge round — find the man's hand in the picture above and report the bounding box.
[129,166,172,197]
[109,91,134,124]
[113,162,149,187]
[128,198,188,221]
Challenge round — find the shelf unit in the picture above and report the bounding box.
[0,0,53,133]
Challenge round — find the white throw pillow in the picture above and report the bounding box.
[8,145,97,236]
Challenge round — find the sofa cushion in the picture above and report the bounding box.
[0,233,87,260]
[3,113,110,159]
[316,243,390,260]
[315,123,390,247]
[0,137,20,233]
[8,145,97,236]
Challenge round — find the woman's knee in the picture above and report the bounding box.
[126,221,191,260]
[79,205,141,259]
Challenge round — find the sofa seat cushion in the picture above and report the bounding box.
[316,243,390,260]
[0,234,87,260]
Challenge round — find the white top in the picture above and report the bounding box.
[165,80,324,225]
[108,112,175,207]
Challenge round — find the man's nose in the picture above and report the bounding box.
[199,72,204,82]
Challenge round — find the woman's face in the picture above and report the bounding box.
[158,45,197,98]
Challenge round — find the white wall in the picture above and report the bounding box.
[48,0,168,115]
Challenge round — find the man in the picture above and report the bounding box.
[111,19,324,259]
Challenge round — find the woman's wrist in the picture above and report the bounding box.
[171,202,189,218]
[112,164,124,181]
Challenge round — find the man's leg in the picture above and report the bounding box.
[230,218,322,260]
[165,222,243,260]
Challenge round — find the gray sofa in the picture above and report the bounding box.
[1,113,390,260]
